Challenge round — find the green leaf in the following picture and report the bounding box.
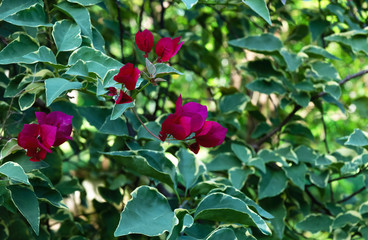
[3,4,51,27]
[168,210,193,240]
[258,168,288,199]
[219,93,249,114]
[310,61,340,81]
[65,60,89,77]
[45,78,82,106]
[290,91,310,107]
[309,170,329,188]
[260,198,286,239]
[316,154,336,166]
[154,63,183,76]
[301,45,339,60]
[325,31,368,55]
[56,1,92,39]
[207,228,237,240]
[283,163,308,190]
[323,81,341,100]
[18,92,36,111]
[98,187,123,205]
[181,0,198,9]
[104,151,176,190]
[0,139,23,160]
[137,121,162,141]
[231,143,252,164]
[206,153,242,171]
[283,123,314,140]
[294,145,318,164]
[275,145,298,163]
[248,157,265,173]
[296,214,333,234]
[52,20,82,52]
[0,0,43,20]
[229,34,281,52]
[229,167,254,190]
[345,129,368,147]
[8,185,40,235]
[146,58,156,76]
[258,149,288,167]
[67,0,103,6]
[99,116,129,136]
[246,78,286,95]
[68,46,123,78]
[177,148,206,190]
[114,186,177,237]
[241,0,271,25]
[0,161,30,185]
[360,201,368,218]
[111,102,135,120]
[280,49,303,72]
[194,192,271,235]
[332,211,361,229]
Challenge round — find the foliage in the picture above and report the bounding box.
[1,0,368,239]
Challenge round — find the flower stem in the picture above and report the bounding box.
[132,81,151,99]
[132,107,161,141]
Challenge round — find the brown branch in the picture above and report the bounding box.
[253,68,368,150]
[115,0,125,63]
[337,186,366,204]
[138,0,146,31]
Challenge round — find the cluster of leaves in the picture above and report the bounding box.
[1,0,368,239]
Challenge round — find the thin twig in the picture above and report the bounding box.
[132,108,161,140]
[115,0,125,63]
[328,167,367,183]
[138,0,146,31]
[320,108,330,153]
[337,187,366,204]
[253,69,368,150]
[305,188,333,216]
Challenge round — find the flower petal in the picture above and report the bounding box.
[195,121,227,148]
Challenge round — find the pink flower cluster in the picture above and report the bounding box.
[17,112,73,161]
[108,29,184,105]
[159,95,227,154]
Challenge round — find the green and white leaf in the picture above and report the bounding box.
[52,20,82,52]
[45,78,82,106]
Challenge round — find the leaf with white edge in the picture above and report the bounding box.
[206,153,242,171]
[45,78,82,106]
[68,47,123,78]
[3,4,51,27]
[18,92,36,111]
[0,0,43,20]
[99,116,129,136]
[260,198,286,239]
[275,145,298,163]
[242,0,271,25]
[283,163,308,190]
[325,32,368,55]
[52,20,82,52]
[0,44,56,65]
[0,34,37,65]
[67,0,103,6]
[332,211,361,229]
[56,1,92,39]
[246,78,286,95]
[137,122,162,141]
[231,143,252,164]
[360,201,368,218]
[219,93,249,114]
[258,167,288,199]
[229,34,281,52]
[280,49,303,72]
[0,161,30,185]
[316,154,336,166]
[345,129,368,147]
[168,209,193,240]
[309,170,329,188]
[194,192,272,235]
[177,148,206,190]
[0,139,23,160]
[104,151,177,190]
[301,45,339,60]
[111,102,135,120]
[295,145,318,164]
[323,81,341,100]
[154,63,183,76]
[248,157,266,173]
[229,167,254,190]
[284,123,314,140]
[114,186,177,237]
[296,214,333,233]
[8,185,40,235]
[65,60,89,77]
[258,149,288,167]
[310,61,340,81]
[206,228,237,240]
[181,0,198,9]
[146,58,156,77]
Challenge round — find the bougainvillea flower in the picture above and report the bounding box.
[35,111,73,146]
[115,90,133,104]
[159,95,207,141]
[188,121,227,154]
[107,87,117,96]
[113,63,140,91]
[17,124,57,161]
[135,29,154,58]
[155,37,184,62]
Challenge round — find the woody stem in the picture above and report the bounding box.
[132,107,161,141]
